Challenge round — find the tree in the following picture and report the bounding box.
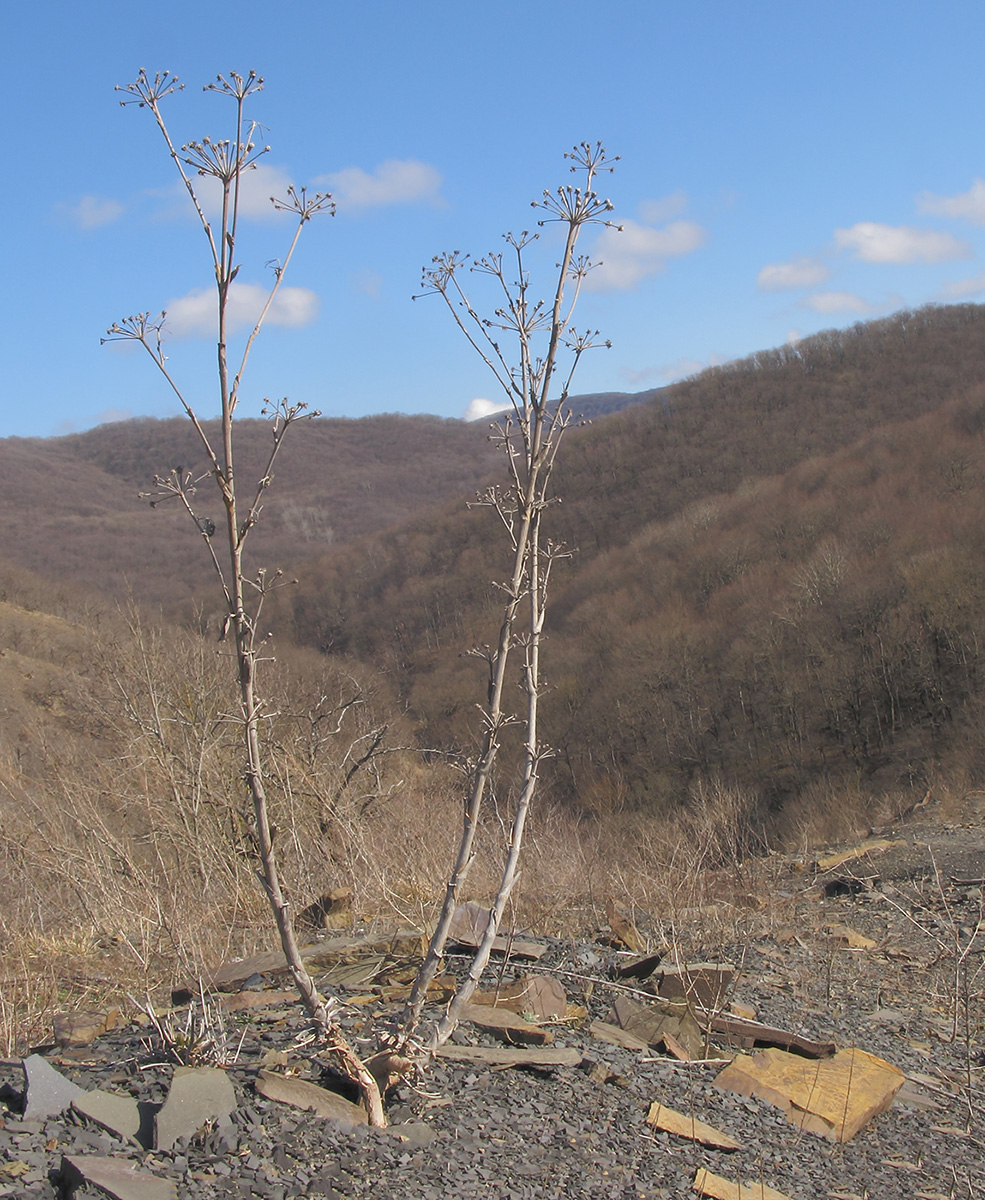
[102,69,385,1125]
[398,142,619,1049]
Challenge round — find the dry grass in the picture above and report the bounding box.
[0,761,784,1056]
[0,604,959,1057]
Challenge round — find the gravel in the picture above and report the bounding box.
[2,813,984,1198]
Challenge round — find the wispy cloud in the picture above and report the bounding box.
[757,255,829,291]
[638,191,688,224]
[318,159,444,211]
[464,397,510,422]
[351,269,384,299]
[97,407,133,426]
[834,221,969,264]
[801,290,872,314]
[57,194,125,229]
[620,352,726,387]
[162,281,319,338]
[918,179,985,225]
[588,217,707,291]
[940,270,985,299]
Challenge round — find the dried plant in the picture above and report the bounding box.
[398,143,620,1049]
[138,985,244,1068]
[102,69,384,1124]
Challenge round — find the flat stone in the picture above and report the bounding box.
[218,989,298,1014]
[604,898,644,953]
[154,1066,236,1151]
[588,1020,650,1052]
[611,994,705,1059]
[460,1003,554,1045]
[692,1166,795,1200]
[824,923,878,950]
[53,1009,121,1049]
[433,1045,582,1068]
[72,1088,141,1143]
[714,1046,904,1142]
[445,903,546,960]
[60,1153,177,1200]
[255,1069,368,1125]
[646,1100,742,1150]
[815,838,903,871]
[472,974,567,1020]
[193,929,426,995]
[385,1121,436,1147]
[22,1054,85,1119]
[656,963,735,1009]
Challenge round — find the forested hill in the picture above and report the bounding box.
[6,301,985,838]
[0,414,501,616]
[278,303,985,834]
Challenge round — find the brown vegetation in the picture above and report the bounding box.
[277,304,985,838]
[7,302,985,1051]
[0,414,501,621]
[0,571,768,1054]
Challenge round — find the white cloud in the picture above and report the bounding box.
[163,281,319,338]
[587,218,707,291]
[97,408,133,426]
[318,160,444,211]
[801,291,872,314]
[656,356,707,380]
[195,162,298,221]
[621,353,725,387]
[58,194,125,229]
[940,270,985,299]
[918,179,985,225]
[834,221,969,264]
[638,191,688,224]
[464,397,510,422]
[787,329,803,345]
[757,256,829,291]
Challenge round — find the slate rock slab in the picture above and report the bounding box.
[72,1087,141,1144]
[255,1069,368,1125]
[61,1153,177,1200]
[154,1066,236,1151]
[22,1054,85,1119]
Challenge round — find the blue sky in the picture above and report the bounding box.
[6,0,985,438]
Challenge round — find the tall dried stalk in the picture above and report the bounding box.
[102,69,384,1125]
[399,143,619,1048]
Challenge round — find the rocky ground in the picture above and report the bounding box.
[2,800,984,1199]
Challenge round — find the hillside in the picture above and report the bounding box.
[275,303,985,834]
[5,303,985,840]
[0,390,654,623]
[0,413,503,618]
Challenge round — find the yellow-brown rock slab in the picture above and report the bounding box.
[460,1003,553,1045]
[816,839,902,871]
[714,1046,904,1142]
[218,989,298,1013]
[692,1167,797,1200]
[824,924,877,950]
[472,974,567,1021]
[646,1101,741,1149]
[53,1008,122,1049]
[605,898,644,953]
